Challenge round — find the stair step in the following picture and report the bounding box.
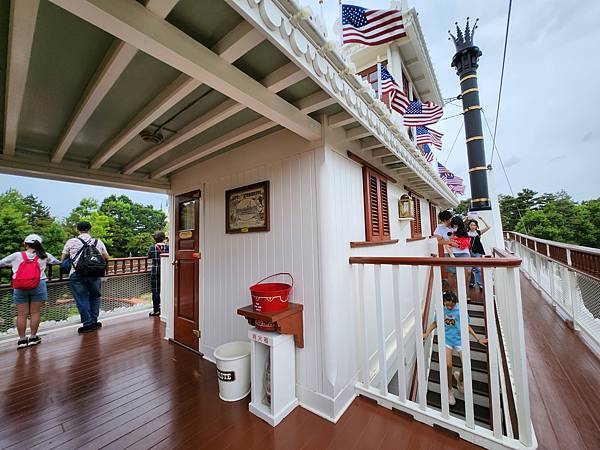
[430,361,488,383]
[433,336,489,354]
[469,310,485,319]
[427,391,491,426]
[431,352,488,374]
[428,369,490,398]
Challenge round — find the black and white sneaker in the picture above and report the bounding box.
[17,338,28,349]
[28,336,42,346]
[92,322,102,329]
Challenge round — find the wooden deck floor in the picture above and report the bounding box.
[2,275,600,449]
[0,313,476,450]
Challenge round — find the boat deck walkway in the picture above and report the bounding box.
[1,274,599,449]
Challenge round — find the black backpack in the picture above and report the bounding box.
[74,238,106,277]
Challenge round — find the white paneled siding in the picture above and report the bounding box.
[317,147,439,418]
[171,130,321,406]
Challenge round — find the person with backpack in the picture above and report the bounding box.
[0,234,59,349]
[148,231,168,317]
[61,221,109,334]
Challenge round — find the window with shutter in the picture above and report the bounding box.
[410,196,422,239]
[363,167,391,242]
[429,203,437,236]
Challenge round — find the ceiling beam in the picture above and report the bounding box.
[89,19,265,169]
[3,0,40,156]
[371,148,392,158]
[50,0,320,146]
[151,117,275,178]
[50,0,179,163]
[360,138,383,151]
[123,63,305,174]
[346,126,372,141]
[149,89,330,178]
[294,91,335,114]
[328,111,356,128]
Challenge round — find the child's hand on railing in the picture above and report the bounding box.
[478,337,488,346]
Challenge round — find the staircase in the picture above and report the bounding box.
[426,297,495,428]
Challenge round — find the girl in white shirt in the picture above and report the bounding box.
[0,234,59,348]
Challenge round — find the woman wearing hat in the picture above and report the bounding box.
[0,234,59,349]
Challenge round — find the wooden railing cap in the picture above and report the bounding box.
[349,255,522,268]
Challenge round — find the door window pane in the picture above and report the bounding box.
[179,200,195,231]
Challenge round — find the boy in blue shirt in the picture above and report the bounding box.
[423,291,487,406]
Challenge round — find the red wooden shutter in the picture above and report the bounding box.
[411,197,422,239]
[363,167,391,242]
[429,203,437,236]
[380,179,390,238]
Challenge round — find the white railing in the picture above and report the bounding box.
[350,254,536,449]
[505,231,600,354]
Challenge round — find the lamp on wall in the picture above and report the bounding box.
[398,194,413,219]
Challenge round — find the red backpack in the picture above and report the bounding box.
[13,252,41,290]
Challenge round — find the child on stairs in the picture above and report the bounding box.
[423,291,487,406]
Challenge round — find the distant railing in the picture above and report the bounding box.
[0,257,153,340]
[505,231,600,352]
[350,254,534,449]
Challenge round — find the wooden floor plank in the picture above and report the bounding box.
[1,282,599,450]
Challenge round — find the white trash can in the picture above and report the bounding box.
[214,341,251,401]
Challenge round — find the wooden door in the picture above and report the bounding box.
[173,191,201,352]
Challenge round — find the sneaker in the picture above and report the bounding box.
[28,336,42,346]
[454,370,464,394]
[91,322,102,329]
[478,285,483,291]
[149,311,160,317]
[78,325,95,334]
[469,284,475,289]
[17,338,28,349]
[448,388,456,406]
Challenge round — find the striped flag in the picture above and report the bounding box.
[342,4,406,46]
[450,184,465,195]
[415,126,443,150]
[403,100,444,126]
[377,64,410,114]
[437,162,453,180]
[421,144,434,163]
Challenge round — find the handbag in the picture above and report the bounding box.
[60,257,72,275]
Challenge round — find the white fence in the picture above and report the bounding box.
[350,254,535,449]
[505,232,600,355]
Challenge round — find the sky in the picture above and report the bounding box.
[299,0,600,201]
[0,0,598,214]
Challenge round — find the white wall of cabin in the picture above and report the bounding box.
[170,128,324,413]
[167,122,445,423]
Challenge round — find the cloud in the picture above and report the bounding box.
[582,131,594,143]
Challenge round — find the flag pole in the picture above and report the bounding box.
[376,57,382,100]
[339,1,344,47]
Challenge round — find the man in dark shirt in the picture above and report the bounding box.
[148,231,169,316]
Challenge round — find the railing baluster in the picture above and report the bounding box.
[374,264,388,396]
[483,268,502,439]
[354,264,369,387]
[392,265,407,403]
[432,266,449,419]
[506,266,533,446]
[411,265,427,410]
[456,267,475,428]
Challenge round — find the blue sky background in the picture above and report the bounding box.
[1,0,598,215]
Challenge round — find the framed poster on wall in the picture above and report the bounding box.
[226,181,270,233]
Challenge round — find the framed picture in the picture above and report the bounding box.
[226,181,270,233]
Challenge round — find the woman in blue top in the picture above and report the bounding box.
[423,291,487,406]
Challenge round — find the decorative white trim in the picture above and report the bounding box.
[224,0,457,206]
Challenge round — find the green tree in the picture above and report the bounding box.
[452,199,470,216]
[0,204,33,254]
[499,188,538,231]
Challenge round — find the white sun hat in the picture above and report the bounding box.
[24,234,43,244]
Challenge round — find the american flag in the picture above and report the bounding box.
[421,144,434,163]
[415,127,443,150]
[378,64,410,114]
[450,184,465,195]
[403,100,444,126]
[447,175,464,186]
[379,65,398,96]
[342,4,406,46]
[437,162,453,180]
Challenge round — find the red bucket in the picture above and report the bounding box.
[250,273,293,315]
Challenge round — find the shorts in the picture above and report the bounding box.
[13,280,48,304]
[446,252,470,274]
[445,344,462,352]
